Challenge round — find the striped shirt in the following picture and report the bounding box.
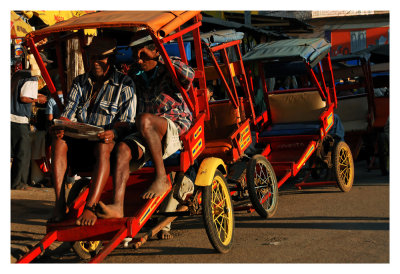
[129,57,194,135]
[62,68,136,129]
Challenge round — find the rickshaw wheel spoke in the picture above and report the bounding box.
[247,155,278,218]
[202,170,234,253]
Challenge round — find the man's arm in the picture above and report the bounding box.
[170,58,195,90]
[60,80,81,120]
[19,79,47,104]
[20,94,47,104]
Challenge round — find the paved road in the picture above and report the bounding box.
[11,161,390,264]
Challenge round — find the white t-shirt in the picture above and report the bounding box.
[20,80,38,99]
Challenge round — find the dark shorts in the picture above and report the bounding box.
[65,137,98,172]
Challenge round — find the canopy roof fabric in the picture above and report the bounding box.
[242,38,331,66]
[28,11,200,38]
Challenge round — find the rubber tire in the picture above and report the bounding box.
[66,179,103,260]
[246,155,278,218]
[333,141,354,192]
[202,170,234,253]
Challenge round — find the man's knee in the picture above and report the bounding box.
[115,142,133,164]
[52,138,68,156]
[94,143,113,159]
[137,113,154,135]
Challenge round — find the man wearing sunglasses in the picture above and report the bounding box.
[96,35,194,239]
[50,36,137,226]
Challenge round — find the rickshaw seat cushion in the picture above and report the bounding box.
[336,95,369,131]
[260,122,321,137]
[202,140,233,157]
[204,100,242,140]
[268,90,326,123]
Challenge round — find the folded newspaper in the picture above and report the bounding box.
[52,119,104,141]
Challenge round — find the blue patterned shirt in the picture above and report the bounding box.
[61,68,136,130]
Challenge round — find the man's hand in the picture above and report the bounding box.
[50,117,70,139]
[98,130,115,144]
[53,129,65,139]
[37,94,47,104]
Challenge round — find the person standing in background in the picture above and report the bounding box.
[11,52,50,190]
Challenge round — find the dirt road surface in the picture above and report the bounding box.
[10,161,391,265]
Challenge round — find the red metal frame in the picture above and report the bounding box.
[246,52,340,190]
[17,12,211,264]
[201,40,261,212]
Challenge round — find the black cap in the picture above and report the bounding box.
[39,52,53,64]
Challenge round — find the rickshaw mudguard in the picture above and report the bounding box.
[194,157,227,187]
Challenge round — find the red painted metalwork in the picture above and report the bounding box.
[17,231,58,263]
[204,45,238,109]
[16,11,216,264]
[90,226,128,263]
[295,181,337,189]
[235,44,256,125]
[221,47,240,105]
[210,40,241,52]
[159,21,202,44]
[305,63,327,101]
[26,37,63,110]
[244,42,346,191]
[258,62,272,123]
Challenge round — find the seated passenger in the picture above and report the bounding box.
[50,36,136,226]
[97,36,194,220]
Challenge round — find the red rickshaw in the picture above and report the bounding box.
[198,34,279,218]
[331,46,389,174]
[242,38,355,192]
[16,11,235,263]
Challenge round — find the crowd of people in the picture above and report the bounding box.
[11,34,195,240]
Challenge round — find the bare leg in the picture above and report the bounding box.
[97,142,137,219]
[137,113,170,199]
[76,142,114,226]
[50,137,68,222]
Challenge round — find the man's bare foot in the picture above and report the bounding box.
[96,201,124,219]
[141,175,169,199]
[157,230,173,240]
[76,208,97,226]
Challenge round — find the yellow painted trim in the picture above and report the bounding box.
[297,144,315,170]
[193,125,203,140]
[191,138,203,159]
[194,157,227,187]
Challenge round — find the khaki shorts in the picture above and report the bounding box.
[123,117,182,171]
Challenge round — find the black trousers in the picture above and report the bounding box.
[11,122,31,187]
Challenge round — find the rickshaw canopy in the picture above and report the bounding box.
[27,10,200,39]
[242,38,331,67]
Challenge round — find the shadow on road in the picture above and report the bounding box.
[234,221,389,231]
[11,198,53,226]
[110,245,215,257]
